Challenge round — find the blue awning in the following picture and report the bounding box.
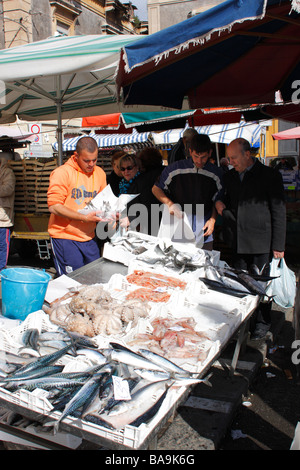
[53,130,151,151]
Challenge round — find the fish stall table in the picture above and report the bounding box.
[0,256,260,450]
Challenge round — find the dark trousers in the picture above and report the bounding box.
[232,252,272,331]
[0,228,10,271]
[50,237,100,276]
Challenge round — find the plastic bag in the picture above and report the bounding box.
[265,258,296,308]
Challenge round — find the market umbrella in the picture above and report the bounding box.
[272,125,300,139]
[52,130,151,151]
[116,0,300,111]
[0,34,162,165]
[151,121,264,147]
[81,107,253,134]
[81,110,196,133]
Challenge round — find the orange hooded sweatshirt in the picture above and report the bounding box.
[47,155,107,241]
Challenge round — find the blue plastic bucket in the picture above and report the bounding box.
[1,268,52,321]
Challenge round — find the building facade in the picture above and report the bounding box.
[0,0,143,49]
[147,0,224,34]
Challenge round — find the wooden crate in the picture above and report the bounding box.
[9,156,112,215]
[9,160,57,214]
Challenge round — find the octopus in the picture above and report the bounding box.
[92,313,123,336]
[68,313,95,337]
[44,284,150,337]
[113,299,150,325]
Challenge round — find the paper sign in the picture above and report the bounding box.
[112,376,131,401]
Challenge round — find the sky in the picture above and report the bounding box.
[132,0,148,20]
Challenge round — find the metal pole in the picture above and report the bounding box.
[56,76,63,166]
[215,142,220,166]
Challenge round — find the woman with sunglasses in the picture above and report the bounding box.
[118,150,163,235]
[118,154,140,195]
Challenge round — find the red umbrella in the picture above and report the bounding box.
[272,126,300,140]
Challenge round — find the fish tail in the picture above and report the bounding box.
[43,419,60,434]
[202,372,213,387]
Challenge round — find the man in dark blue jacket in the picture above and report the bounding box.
[215,138,286,339]
[153,134,222,250]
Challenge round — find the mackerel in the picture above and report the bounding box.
[45,372,104,433]
[7,343,75,378]
[134,369,211,387]
[138,349,192,376]
[109,348,167,373]
[0,365,64,383]
[5,376,86,392]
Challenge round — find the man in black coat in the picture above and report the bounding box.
[215,138,286,339]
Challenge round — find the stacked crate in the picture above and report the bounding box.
[9,159,57,214]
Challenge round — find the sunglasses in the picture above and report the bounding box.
[120,165,135,171]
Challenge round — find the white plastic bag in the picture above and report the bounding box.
[266,258,296,308]
[157,205,195,244]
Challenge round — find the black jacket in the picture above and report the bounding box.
[107,170,122,197]
[123,166,163,236]
[221,159,286,254]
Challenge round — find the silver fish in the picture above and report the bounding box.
[133,369,211,387]
[45,372,105,433]
[22,328,40,351]
[138,349,191,376]
[0,365,63,383]
[5,376,86,393]
[8,343,75,378]
[99,379,172,430]
[76,348,107,366]
[236,271,269,297]
[109,348,167,373]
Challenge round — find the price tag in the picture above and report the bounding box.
[154,287,168,292]
[112,376,131,400]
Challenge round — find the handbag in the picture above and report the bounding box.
[265,257,296,308]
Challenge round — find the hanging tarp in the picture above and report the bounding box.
[116,0,300,110]
[151,122,264,147]
[53,130,151,152]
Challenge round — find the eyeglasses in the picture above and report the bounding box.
[120,165,135,172]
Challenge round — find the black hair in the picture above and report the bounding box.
[189,134,212,153]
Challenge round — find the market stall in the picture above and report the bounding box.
[0,226,264,450]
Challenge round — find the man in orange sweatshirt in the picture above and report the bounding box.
[47,136,107,275]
